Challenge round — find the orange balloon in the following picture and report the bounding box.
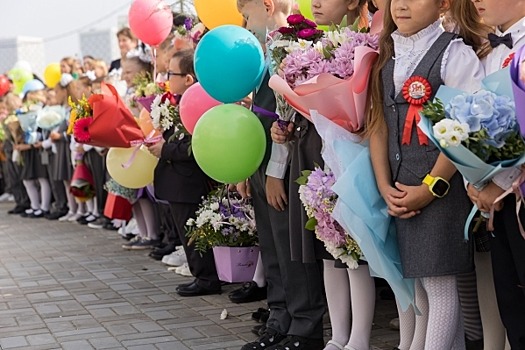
[194,0,243,29]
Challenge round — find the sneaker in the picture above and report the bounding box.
[0,193,12,202]
[174,263,192,277]
[68,212,85,222]
[130,237,161,250]
[58,212,74,222]
[163,247,187,266]
[122,236,142,249]
[88,217,107,229]
[241,328,286,350]
[266,336,324,350]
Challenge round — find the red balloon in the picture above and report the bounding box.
[128,0,173,47]
[0,75,10,97]
[180,83,222,134]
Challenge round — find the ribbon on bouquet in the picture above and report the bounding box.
[122,130,163,169]
[487,170,525,240]
[252,105,290,130]
[401,76,431,146]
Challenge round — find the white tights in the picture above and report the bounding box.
[23,178,51,211]
[132,198,158,240]
[323,261,375,350]
[396,276,465,350]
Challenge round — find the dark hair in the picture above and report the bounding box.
[172,49,195,77]
[368,0,378,13]
[124,56,154,76]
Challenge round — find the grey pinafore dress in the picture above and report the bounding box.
[382,32,473,278]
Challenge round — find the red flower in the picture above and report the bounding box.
[278,26,295,35]
[161,92,178,106]
[73,117,92,143]
[304,19,318,28]
[157,82,166,91]
[297,28,319,39]
[287,14,305,25]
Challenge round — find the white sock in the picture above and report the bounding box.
[421,275,465,350]
[410,279,429,350]
[132,201,147,238]
[38,178,51,212]
[252,253,266,288]
[86,199,94,215]
[346,265,375,350]
[23,179,40,210]
[323,260,351,350]
[64,181,78,214]
[139,199,158,240]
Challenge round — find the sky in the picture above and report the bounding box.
[0,0,134,71]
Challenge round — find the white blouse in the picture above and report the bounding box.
[391,19,484,96]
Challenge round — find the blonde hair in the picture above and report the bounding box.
[366,0,486,137]
[93,59,108,77]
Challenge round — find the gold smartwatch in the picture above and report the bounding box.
[422,174,450,198]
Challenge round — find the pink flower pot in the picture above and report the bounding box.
[212,246,259,283]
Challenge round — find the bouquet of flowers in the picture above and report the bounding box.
[150,91,189,140]
[70,162,95,202]
[36,105,66,130]
[419,70,525,236]
[297,166,363,268]
[68,83,145,147]
[133,72,166,112]
[67,95,93,143]
[186,187,258,254]
[172,17,206,50]
[16,102,42,144]
[267,14,324,124]
[269,13,381,133]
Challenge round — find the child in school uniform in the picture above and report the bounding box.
[366,0,485,348]
[466,0,525,347]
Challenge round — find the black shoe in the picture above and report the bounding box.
[241,328,286,350]
[251,308,270,323]
[267,335,324,350]
[229,281,267,303]
[465,338,483,350]
[176,281,194,290]
[176,281,221,297]
[8,205,28,214]
[122,233,136,241]
[45,211,68,220]
[103,221,119,231]
[29,210,49,218]
[149,242,176,260]
[251,324,267,336]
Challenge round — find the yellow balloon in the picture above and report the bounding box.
[106,146,158,189]
[194,0,244,29]
[44,63,61,88]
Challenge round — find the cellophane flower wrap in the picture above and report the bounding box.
[269,13,381,133]
[36,105,66,130]
[16,102,42,144]
[186,187,258,254]
[267,14,323,124]
[297,167,363,269]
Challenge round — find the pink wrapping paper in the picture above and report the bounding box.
[268,45,378,133]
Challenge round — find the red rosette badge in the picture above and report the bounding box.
[401,76,431,146]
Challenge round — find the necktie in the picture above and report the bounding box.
[488,33,513,49]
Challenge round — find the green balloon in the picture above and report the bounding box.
[192,104,266,184]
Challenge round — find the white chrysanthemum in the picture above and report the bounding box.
[210,202,219,211]
[160,117,173,131]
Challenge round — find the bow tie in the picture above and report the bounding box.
[488,33,513,49]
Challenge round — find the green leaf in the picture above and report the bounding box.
[305,217,317,231]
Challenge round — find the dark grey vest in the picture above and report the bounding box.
[382,32,456,184]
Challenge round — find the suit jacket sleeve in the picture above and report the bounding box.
[160,137,192,163]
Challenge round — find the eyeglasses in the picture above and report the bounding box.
[167,71,187,78]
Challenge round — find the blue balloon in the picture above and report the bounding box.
[194,25,265,103]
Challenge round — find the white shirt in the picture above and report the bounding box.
[266,142,291,179]
[391,19,484,96]
[486,17,525,190]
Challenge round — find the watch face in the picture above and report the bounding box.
[433,179,449,196]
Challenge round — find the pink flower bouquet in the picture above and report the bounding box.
[269,13,382,133]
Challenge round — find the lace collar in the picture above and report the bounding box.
[391,19,443,52]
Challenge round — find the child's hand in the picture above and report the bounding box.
[381,184,420,219]
[389,182,434,216]
[49,131,61,141]
[236,179,251,199]
[33,142,42,149]
[266,176,288,211]
[271,121,294,144]
[238,95,252,109]
[476,182,505,213]
[146,139,165,158]
[466,183,479,205]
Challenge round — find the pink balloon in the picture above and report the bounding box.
[180,83,222,134]
[128,0,173,47]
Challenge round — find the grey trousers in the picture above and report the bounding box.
[44,151,68,212]
[250,168,325,339]
[3,154,29,207]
